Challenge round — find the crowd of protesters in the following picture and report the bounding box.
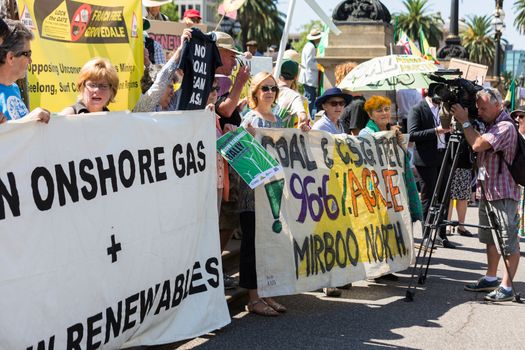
[1,4,524,319]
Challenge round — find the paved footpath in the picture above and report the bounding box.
[171,207,525,349]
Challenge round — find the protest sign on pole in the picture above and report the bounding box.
[253,129,414,297]
[18,0,143,112]
[147,19,207,52]
[217,127,283,189]
[0,111,230,349]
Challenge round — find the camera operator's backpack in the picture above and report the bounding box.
[498,124,525,186]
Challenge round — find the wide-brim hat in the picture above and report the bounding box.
[214,31,243,55]
[282,49,304,68]
[143,0,171,7]
[307,28,322,41]
[315,87,352,111]
[511,108,525,119]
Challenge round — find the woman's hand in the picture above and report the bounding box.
[27,108,51,124]
[298,120,311,132]
[181,28,192,43]
[223,123,237,133]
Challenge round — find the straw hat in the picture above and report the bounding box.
[306,28,322,41]
[143,0,171,7]
[214,31,242,54]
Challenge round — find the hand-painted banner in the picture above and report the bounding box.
[18,0,143,112]
[254,129,414,297]
[0,111,230,349]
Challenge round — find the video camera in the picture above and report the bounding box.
[427,69,483,129]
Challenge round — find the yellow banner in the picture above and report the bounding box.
[18,0,143,112]
[254,129,414,297]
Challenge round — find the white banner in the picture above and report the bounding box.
[0,111,230,349]
[254,129,414,297]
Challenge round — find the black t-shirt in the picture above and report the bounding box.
[216,93,242,129]
[176,28,222,110]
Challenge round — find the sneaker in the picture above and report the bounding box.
[323,287,342,297]
[436,237,456,249]
[464,278,499,292]
[223,274,236,290]
[485,286,513,302]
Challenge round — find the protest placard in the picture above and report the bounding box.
[237,56,273,76]
[217,127,283,189]
[253,129,414,297]
[18,0,143,112]
[0,110,230,349]
[147,19,207,52]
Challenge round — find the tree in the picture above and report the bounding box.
[515,0,525,34]
[394,0,443,47]
[160,3,179,21]
[461,15,495,66]
[237,0,285,51]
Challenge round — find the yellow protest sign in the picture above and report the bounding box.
[18,0,143,112]
[254,129,414,297]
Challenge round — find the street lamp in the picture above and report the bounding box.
[492,1,506,83]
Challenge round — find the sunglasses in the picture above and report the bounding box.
[85,82,111,91]
[327,100,346,107]
[211,86,220,92]
[261,85,278,93]
[15,50,31,58]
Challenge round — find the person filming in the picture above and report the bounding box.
[451,88,521,302]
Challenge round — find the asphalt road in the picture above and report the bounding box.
[176,206,525,350]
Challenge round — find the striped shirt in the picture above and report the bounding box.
[477,110,521,201]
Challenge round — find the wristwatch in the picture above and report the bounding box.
[462,121,472,129]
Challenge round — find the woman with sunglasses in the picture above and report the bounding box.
[61,57,119,114]
[311,87,352,133]
[238,71,288,317]
[0,18,49,123]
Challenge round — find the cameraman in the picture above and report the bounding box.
[451,87,520,302]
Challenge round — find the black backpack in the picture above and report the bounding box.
[499,124,525,186]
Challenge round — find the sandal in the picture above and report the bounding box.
[263,298,287,313]
[245,299,279,317]
[457,228,473,237]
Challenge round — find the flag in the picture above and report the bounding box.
[396,30,422,56]
[419,28,439,64]
[505,79,516,110]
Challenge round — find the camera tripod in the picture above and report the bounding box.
[404,132,522,303]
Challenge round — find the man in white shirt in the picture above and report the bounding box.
[299,28,322,118]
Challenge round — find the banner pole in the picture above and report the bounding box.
[215,13,226,31]
[273,0,296,79]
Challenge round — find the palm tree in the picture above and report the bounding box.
[394,0,444,47]
[237,0,285,51]
[515,0,525,34]
[461,15,495,66]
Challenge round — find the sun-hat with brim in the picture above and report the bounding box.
[214,31,243,54]
[306,28,322,41]
[143,0,171,7]
[511,109,525,119]
[183,9,201,19]
[315,87,352,111]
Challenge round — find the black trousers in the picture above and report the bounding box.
[239,211,257,289]
[416,153,449,239]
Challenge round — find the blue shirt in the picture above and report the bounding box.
[312,113,343,134]
[0,83,29,120]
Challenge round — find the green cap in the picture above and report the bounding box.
[280,59,299,80]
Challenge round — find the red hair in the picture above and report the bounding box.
[364,96,391,114]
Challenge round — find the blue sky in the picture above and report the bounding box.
[276,0,524,50]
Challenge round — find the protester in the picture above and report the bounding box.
[246,40,262,57]
[299,28,322,118]
[452,88,521,302]
[408,87,456,249]
[143,0,171,21]
[239,72,287,316]
[311,87,351,134]
[181,9,202,26]
[275,59,310,131]
[61,58,119,114]
[0,18,49,123]
[512,108,525,238]
[396,89,422,133]
[267,44,278,61]
[143,18,166,65]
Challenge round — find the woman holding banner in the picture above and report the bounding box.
[239,71,288,317]
[61,58,119,114]
[0,18,49,123]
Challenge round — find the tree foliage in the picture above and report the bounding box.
[237,0,285,51]
[160,3,179,21]
[461,15,495,66]
[393,0,443,47]
[515,0,525,34]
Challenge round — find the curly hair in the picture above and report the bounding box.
[334,62,358,85]
[364,95,391,114]
[248,71,279,109]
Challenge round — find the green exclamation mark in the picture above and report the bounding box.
[264,179,285,233]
